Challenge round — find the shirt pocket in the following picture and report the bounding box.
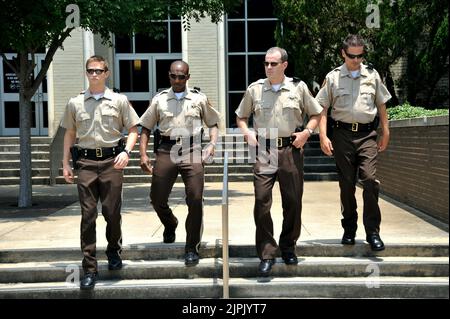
[101,104,120,130]
[185,107,202,128]
[76,112,91,131]
[159,110,175,129]
[334,88,351,110]
[254,100,272,122]
[360,86,376,107]
[282,96,299,122]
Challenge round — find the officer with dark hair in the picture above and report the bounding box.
[316,34,392,251]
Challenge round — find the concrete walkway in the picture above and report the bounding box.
[0,181,447,252]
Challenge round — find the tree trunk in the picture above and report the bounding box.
[18,53,33,208]
[18,94,33,207]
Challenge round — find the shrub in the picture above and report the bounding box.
[387,103,449,120]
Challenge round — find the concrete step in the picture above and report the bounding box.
[0,168,50,178]
[0,160,49,169]
[0,144,50,153]
[0,276,447,299]
[0,256,447,283]
[0,137,52,145]
[1,244,447,263]
[0,176,50,185]
[0,152,50,160]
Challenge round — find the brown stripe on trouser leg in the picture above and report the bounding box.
[278,146,304,254]
[150,150,179,232]
[179,161,204,253]
[332,129,381,235]
[150,147,205,253]
[253,146,304,260]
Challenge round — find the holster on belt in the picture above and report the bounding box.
[70,146,80,169]
[153,129,161,154]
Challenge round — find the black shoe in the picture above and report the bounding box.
[185,252,200,267]
[80,272,97,290]
[341,232,356,245]
[366,234,385,251]
[281,252,298,265]
[107,253,123,270]
[163,220,178,244]
[258,259,275,277]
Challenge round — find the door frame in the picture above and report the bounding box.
[0,53,48,136]
[113,53,182,104]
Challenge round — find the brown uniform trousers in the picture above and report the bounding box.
[77,157,124,274]
[332,128,381,236]
[150,143,204,253]
[253,145,304,260]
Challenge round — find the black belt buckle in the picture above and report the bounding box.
[277,137,283,148]
[95,148,103,157]
[351,123,358,132]
[176,136,182,145]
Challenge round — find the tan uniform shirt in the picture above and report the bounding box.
[316,64,392,124]
[139,87,220,136]
[235,77,323,138]
[61,88,139,149]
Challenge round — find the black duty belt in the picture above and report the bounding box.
[258,136,295,148]
[160,135,199,146]
[78,146,123,160]
[334,121,376,132]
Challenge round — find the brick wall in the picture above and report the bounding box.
[377,116,449,223]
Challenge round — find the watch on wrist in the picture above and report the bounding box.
[305,128,314,136]
[123,149,131,157]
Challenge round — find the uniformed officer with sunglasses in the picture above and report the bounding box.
[139,60,220,267]
[61,55,139,290]
[235,47,322,277]
[316,34,392,251]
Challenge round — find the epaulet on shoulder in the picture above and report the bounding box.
[112,87,121,93]
[156,88,169,96]
[79,90,85,95]
[366,63,374,70]
[191,87,202,94]
[292,76,301,83]
[249,79,264,88]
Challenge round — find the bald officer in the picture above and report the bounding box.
[139,60,219,267]
[236,47,322,277]
[316,34,391,251]
[61,55,139,290]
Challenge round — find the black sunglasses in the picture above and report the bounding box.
[86,69,106,75]
[345,52,364,59]
[263,61,282,67]
[169,73,188,80]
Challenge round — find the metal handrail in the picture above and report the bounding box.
[221,151,229,299]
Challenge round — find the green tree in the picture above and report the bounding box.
[0,0,240,207]
[273,0,449,108]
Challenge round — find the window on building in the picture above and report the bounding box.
[226,0,279,128]
[114,17,182,54]
[113,17,182,117]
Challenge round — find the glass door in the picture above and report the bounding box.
[0,54,48,136]
[114,54,181,117]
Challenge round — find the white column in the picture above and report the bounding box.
[181,17,189,63]
[217,18,227,133]
[82,29,95,89]
[46,58,55,137]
